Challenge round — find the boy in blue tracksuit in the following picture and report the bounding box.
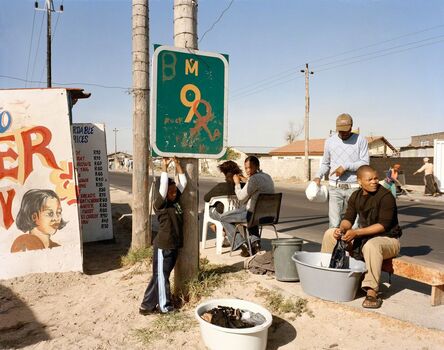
[139,157,187,315]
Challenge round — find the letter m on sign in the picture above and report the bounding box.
[185,59,198,76]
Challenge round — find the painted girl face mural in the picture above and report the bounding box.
[31,196,63,235]
[10,189,67,253]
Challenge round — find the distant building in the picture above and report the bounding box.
[108,152,132,170]
[269,136,397,159]
[399,131,444,157]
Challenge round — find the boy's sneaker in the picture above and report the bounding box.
[160,306,175,314]
[139,306,158,316]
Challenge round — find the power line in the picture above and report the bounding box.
[230,23,444,98]
[313,33,444,70]
[315,37,444,74]
[309,23,444,65]
[199,0,234,43]
[25,10,37,88]
[30,10,45,85]
[0,74,130,91]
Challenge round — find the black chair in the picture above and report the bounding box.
[230,193,282,256]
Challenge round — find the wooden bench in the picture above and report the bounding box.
[382,256,444,306]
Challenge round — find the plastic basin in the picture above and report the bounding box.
[292,251,367,302]
[195,298,273,350]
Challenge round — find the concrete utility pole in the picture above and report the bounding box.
[35,0,63,87]
[113,128,119,155]
[173,0,199,294]
[301,63,314,182]
[131,0,151,249]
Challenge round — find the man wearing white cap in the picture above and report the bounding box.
[413,158,440,197]
[313,113,369,228]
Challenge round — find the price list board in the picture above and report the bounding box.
[72,123,113,242]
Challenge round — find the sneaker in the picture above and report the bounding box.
[240,243,251,257]
[159,306,175,314]
[139,307,158,316]
[251,241,261,255]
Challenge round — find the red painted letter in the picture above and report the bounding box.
[0,189,15,229]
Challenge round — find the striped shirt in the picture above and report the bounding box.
[316,133,369,184]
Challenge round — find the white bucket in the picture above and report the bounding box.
[195,298,273,350]
[292,251,367,302]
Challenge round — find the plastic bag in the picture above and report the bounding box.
[329,239,349,269]
[305,181,328,203]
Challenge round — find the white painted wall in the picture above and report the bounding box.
[200,158,320,181]
[0,89,83,279]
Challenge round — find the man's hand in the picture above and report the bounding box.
[333,228,343,240]
[233,174,241,185]
[313,177,321,186]
[342,229,358,242]
[330,166,346,177]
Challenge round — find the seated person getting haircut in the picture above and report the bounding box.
[321,165,402,309]
[210,156,274,257]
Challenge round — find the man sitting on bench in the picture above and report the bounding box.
[321,165,402,309]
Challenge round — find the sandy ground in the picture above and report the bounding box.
[1,190,443,350]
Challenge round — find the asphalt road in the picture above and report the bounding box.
[110,171,444,264]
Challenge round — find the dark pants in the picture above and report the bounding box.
[141,247,178,313]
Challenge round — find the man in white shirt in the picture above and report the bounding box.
[313,113,369,228]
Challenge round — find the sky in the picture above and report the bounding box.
[1,0,444,154]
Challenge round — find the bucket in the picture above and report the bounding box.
[292,251,367,302]
[195,298,273,350]
[272,238,303,282]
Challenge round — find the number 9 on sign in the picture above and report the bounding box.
[180,84,201,123]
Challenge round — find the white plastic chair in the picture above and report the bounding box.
[201,195,240,254]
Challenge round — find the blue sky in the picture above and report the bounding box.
[1,0,444,154]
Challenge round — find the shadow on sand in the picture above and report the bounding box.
[0,285,50,348]
[266,315,297,350]
[83,203,134,275]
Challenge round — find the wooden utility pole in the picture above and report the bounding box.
[35,0,63,87]
[173,0,199,294]
[46,0,52,87]
[301,63,313,182]
[131,0,151,249]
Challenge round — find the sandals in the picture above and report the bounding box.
[362,295,382,309]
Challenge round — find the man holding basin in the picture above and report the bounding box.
[321,165,402,309]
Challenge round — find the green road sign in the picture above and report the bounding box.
[151,45,228,158]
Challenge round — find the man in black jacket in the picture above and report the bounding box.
[321,165,402,309]
[139,157,187,315]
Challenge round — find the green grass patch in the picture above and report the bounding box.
[255,286,314,320]
[134,312,195,345]
[177,257,242,306]
[120,247,153,267]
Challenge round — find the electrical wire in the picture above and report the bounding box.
[0,74,130,91]
[313,33,444,70]
[25,10,37,88]
[315,37,444,74]
[230,24,444,98]
[199,0,234,44]
[30,10,45,86]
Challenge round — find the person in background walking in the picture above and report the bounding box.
[413,158,440,197]
[382,164,401,198]
[313,113,369,228]
[139,157,187,315]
